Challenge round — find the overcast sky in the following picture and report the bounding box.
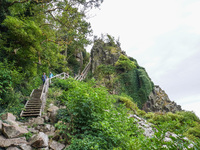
[87,0,200,117]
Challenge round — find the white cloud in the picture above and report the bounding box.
[182,100,200,119]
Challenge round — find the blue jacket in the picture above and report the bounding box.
[49,73,53,78]
[42,75,46,81]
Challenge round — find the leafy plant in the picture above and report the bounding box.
[24,131,33,141]
[115,54,136,72]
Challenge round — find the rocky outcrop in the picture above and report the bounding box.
[49,140,65,150]
[129,114,155,137]
[29,132,49,148]
[2,123,28,138]
[0,113,65,150]
[27,117,44,126]
[129,114,193,149]
[47,104,59,123]
[91,39,124,73]
[1,113,16,121]
[0,136,27,147]
[19,144,33,150]
[143,85,182,113]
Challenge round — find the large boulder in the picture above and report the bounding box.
[27,117,44,126]
[47,105,59,123]
[2,123,28,138]
[1,113,19,126]
[6,147,21,150]
[0,136,27,148]
[19,144,33,150]
[49,140,65,150]
[1,113,16,121]
[29,132,49,148]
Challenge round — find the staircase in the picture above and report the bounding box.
[20,89,42,117]
[20,72,67,117]
[20,60,91,117]
[76,58,91,81]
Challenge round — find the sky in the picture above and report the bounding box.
[87,0,200,117]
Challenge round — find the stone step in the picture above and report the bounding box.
[30,97,41,101]
[27,102,41,104]
[24,108,41,111]
[29,101,41,103]
[21,114,40,117]
[22,111,40,114]
[35,89,42,92]
[23,111,40,114]
[26,105,41,107]
[31,95,41,98]
[25,106,41,109]
[29,100,41,102]
[27,103,41,105]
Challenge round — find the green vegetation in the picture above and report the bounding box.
[1,1,200,149]
[52,78,140,149]
[115,54,136,72]
[145,111,200,140]
[49,78,200,149]
[0,0,99,115]
[119,68,154,108]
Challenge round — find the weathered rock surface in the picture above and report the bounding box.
[0,136,27,147]
[2,123,28,138]
[27,117,44,126]
[1,113,16,121]
[27,127,39,134]
[47,105,59,123]
[91,39,123,74]
[130,114,193,149]
[19,144,33,150]
[29,132,49,148]
[129,114,155,138]
[49,140,65,150]
[6,147,21,150]
[143,85,182,113]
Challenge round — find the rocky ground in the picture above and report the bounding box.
[0,105,66,150]
[0,104,193,150]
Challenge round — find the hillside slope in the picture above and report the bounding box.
[90,36,181,113]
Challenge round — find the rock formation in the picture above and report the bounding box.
[0,113,65,150]
[143,85,182,113]
[91,39,124,73]
[90,38,182,114]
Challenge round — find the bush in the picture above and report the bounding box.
[145,111,200,140]
[52,78,141,149]
[115,54,136,72]
[116,94,139,113]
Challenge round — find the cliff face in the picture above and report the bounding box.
[90,38,182,113]
[91,39,125,73]
[143,85,182,113]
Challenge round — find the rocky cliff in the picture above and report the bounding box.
[90,37,182,113]
[91,39,125,74]
[143,85,182,113]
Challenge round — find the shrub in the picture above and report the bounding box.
[187,125,200,138]
[52,78,141,149]
[115,54,136,72]
[116,94,139,113]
